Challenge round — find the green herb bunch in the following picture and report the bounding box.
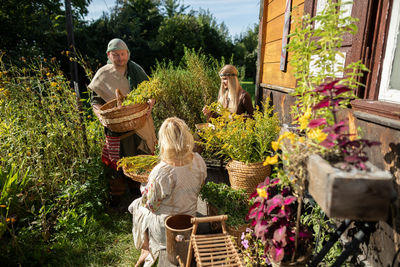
[117,155,159,175]
[200,181,249,228]
[287,0,368,122]
[122,78,161,105]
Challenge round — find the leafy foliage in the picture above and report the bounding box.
[247,177,312,263]
[240,228,269,266]
[117,155,159,175]
[123,78,162,105]
[308,80,380,170]
[0,54,108,264]
[200,182,249,228]
[287,0,368,121]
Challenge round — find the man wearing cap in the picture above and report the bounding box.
[88,38,157,207]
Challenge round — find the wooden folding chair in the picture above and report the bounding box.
[178,215,243,267]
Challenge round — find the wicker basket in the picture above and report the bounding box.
[122,165,149,183]
[226,160,271,194]
[98,89,149,133]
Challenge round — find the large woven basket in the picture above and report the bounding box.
[98,89,149,133]
[122,165,149,183]
[226,160,271,194]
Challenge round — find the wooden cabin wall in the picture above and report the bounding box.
[257,0,304,125]
[340,109,400,266]
[256,0,400,265]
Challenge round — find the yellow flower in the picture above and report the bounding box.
[271,141,279,151]
[263,155,278,166]
[297,107,312,130]
[257,188,268,199]
[50,82,57,87]
[0,205,6,208]
[307,128,327,143]
[277,131,296,143]
[298,137,305,143]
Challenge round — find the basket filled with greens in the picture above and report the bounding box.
[98,78,161,132]
[117,155,159,183]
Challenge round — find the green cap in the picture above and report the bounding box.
[106,38,130,53]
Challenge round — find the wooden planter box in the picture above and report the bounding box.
[307,154,395,221]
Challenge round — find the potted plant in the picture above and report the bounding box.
[246,177,312,266]
[198,101,281,194]
[304,80,395,221]
[199,181,250,244]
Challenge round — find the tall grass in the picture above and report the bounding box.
[0,52,113,265]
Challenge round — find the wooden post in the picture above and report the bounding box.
[65,0,89,157]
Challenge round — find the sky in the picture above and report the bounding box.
[85,0,260,37]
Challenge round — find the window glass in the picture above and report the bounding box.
[378,0,400,103]
[389,25,400,91]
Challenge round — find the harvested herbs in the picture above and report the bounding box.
[117,155,159,174]
[122,78,161,105]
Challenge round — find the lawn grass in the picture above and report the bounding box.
[1,210,140,267]
[241,80,256,105]
[53,211,140,267]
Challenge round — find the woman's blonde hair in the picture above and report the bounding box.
[158,117,194,162]
[218,64,240,113]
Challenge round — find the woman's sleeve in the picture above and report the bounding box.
[141,166,175,212]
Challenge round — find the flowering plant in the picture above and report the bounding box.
[198,101,280,163]
[240,228,268,266]
[246,177,312,264]
[307,80,380,171]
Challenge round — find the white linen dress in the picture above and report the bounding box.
[128,152,207,266]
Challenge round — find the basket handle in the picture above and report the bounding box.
[115,88,124,107]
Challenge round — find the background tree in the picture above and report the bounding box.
[233,24,259,81]
[160,0,189,17]
[0,0,90,59]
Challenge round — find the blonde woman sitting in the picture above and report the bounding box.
[202,64,254,120]
[128,117,207,267]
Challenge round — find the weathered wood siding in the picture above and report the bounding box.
[256,0,304,125]
[259,0,304,89]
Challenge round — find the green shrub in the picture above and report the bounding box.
[151,48,223,131]
[200,181,249,228]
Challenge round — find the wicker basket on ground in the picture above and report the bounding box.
[98,89,149,133]
[122,165,149,183]
[226,160,271,194]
